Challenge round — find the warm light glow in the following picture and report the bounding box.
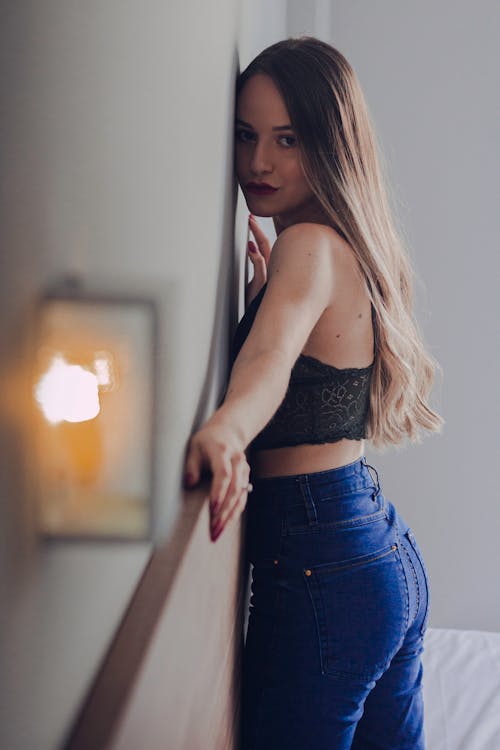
[34,354,100,424]
[31,298,154,538]
[93,355,112,387]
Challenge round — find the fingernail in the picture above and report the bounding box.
[248,241,257,253]
[211,519,223,535]
[211,524,224,542]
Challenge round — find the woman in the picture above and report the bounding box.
[183,36,443,749]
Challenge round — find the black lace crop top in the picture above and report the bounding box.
[230,283,375,451]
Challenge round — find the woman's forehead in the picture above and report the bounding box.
[236,76,290,125]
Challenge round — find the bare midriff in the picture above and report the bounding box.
[250,437,365,479]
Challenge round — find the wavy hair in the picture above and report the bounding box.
[236,36,444,451]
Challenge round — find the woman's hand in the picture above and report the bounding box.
[245,214,273,307]
[183,418,252,542]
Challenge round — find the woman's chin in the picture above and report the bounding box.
[244,202,275,217]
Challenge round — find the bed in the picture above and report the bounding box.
[422,627,500,749]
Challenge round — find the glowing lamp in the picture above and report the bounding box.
[31,285,157,540]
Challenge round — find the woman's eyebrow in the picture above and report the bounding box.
[235,117,294,131]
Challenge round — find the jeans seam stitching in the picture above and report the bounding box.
[394,545,411,645]
[406,531,430,636]
[285,509,386,535]
[304,571,328,675]
[401,540,420,628]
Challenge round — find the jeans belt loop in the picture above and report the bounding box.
[299,476,318,526]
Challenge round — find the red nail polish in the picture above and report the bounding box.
[212,525,223,542]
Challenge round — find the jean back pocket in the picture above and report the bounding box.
[302,542,409,681]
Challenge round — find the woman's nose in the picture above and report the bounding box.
[249,141,273,173]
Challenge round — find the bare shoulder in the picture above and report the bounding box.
[235,223,343,366]
[273,220,349,258]
[273,220,344,248]
[267,222,350,301]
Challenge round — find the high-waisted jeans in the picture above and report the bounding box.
[241,456,429,750]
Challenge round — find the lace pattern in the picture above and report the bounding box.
[250,355,373,449]
[230,283,373,450]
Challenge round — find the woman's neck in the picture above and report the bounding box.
[272,204,330,236]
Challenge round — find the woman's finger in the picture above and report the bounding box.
[211,452,249,533]
[208,447,234,506]
[212,450,247,516]
[183,439,203,487]
[220,486,249,530]
[248,240,266,266]
[211,487,248,541]
[249,215,272,266]
[248,240,267,279]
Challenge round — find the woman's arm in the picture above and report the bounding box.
[183,222,337,541]
[204,221,337,448]
[209,348,292,448]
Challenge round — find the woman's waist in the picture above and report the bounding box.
[249,438,365,480]
[248,452,381,509]
[245,457,387,554]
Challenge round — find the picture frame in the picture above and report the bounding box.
[31,285,158,541]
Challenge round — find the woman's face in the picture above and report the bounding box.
[235,73,321,227]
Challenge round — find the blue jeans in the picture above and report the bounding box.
[241,456,429,750]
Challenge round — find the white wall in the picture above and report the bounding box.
[109,4,289,746]
[297,1,499,631]
[0,1,251,748]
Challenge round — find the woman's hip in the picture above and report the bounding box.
[244,456,430,670]
[245,456,408,566]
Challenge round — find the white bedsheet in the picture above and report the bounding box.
[422,627,500,749]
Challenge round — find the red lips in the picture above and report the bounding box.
[245,182,277,189]
[245,182,279,195]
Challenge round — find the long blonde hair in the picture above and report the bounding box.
[236,36,444,451]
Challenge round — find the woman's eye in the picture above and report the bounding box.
[235,129,254,143]
[235,129,296,148]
